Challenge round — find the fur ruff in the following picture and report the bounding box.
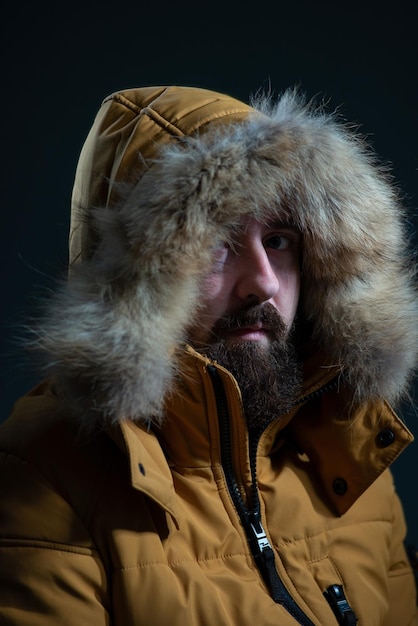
[34,91,418,426]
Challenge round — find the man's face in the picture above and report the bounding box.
[188,216,303,429]
[191,216,301,348]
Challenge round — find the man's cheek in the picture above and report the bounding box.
[200,273,228,306]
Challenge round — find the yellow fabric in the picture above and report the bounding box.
[0,352,416,625]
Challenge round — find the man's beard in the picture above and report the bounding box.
[193,303,302,431]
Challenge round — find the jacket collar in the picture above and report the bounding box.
[287,392,414,515]
[109,347,414,518]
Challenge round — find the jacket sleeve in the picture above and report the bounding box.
[383,485,418,626]
[0,451,111,625]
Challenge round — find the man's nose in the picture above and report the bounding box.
[234,245,280,305]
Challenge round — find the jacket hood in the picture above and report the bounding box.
[35,85,418,426]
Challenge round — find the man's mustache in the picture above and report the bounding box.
[212,303,288,339]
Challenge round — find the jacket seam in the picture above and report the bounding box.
[117,551,252,572]
[181,109,251,134]
[141,107,185,136]
[271,518,392,548]
[0,538,101,557]
[388,567,417,578]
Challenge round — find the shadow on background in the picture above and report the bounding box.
[1,0,417,546]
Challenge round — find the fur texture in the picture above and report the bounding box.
[33,90,418,426]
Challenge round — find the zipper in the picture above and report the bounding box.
[208,365,316,626]
[297,377,339,407]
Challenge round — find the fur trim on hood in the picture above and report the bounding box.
[33,86,418,426]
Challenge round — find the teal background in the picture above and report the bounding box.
[1,1,417,549]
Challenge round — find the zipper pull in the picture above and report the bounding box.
[249,515,272,553]
[323,584,358,625]
[247,514,285,604]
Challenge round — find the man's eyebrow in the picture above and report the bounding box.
[267,220,301,234]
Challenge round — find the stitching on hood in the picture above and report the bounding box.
[104,90,167,114]
[141,107,186,136]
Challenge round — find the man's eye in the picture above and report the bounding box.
[265,234,291,250]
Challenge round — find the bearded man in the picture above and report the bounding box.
[0,86,417,625]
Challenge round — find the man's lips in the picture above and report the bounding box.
[223,323,271,341]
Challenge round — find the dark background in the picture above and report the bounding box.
[1,1,417,546]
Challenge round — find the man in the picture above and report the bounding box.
[0,86,417,625]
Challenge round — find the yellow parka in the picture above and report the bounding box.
[1,86,417,624]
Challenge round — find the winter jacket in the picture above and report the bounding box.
[1,86,417,625]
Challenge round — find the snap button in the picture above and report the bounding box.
[138,463,146,476]
[375,428,395,448]
[332,477,348,495]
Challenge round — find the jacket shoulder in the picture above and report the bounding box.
[0,383,113,625]
[0,381,122,541]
